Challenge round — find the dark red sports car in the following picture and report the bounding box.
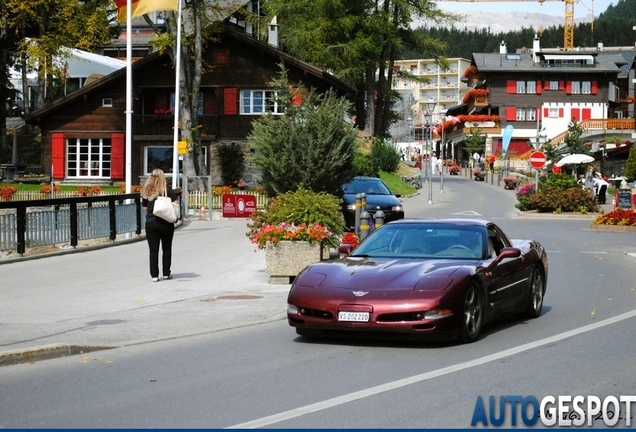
[287,219,548,343]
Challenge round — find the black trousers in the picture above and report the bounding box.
[145,219,175,278]
[597,184,608,204]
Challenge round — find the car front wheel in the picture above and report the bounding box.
[459,283,484,343]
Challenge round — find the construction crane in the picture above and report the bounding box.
[435,0,594,51]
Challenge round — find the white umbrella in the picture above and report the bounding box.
[555,154,595,167]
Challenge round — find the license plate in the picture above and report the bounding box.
[338,311,370,322]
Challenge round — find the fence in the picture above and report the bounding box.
[0,194,142,256]
[1,190,268,256]
[9,190,269,211]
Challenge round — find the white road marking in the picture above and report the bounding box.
[627,253,636,259]
[581,251,608,254]
[451,211,482,216]
[228,309,636,429]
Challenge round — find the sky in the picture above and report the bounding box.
[435,0,617,20]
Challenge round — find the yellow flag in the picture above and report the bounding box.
[114,0,179,22]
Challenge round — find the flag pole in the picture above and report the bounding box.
[171,0,182,189]
[125,0,133,194]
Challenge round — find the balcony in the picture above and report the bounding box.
[132,115,220,137]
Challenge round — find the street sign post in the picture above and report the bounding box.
[529,151,546,169]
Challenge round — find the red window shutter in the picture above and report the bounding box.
[506,107,516,121]
[591,81,598,95]
[571,108,580,121]
[537,107,542,120]
[544,108,549,117]
[544,80,550,89]
[582,108,592,120]
[506,80,516,94]
[51,133,65,179]
[559,108,564,117]
[536,81,542,94]
[559,81,565,90]
[223,88,238,115]
[291,87,302,106]
[111,133,125,180]
[565,82,572,94]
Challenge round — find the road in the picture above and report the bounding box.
[1,174,635,428]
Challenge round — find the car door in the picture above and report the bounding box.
[484,225,532,312]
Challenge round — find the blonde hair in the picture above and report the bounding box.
[140,168,166,200]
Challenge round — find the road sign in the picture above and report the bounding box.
[529,151,546,169]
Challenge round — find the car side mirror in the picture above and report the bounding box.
[338,244,354,257]
[485,247,521,269]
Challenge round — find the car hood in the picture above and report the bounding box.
[294,257,470,291]
[343,193,401,207]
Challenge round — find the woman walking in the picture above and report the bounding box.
[141,168,181,282]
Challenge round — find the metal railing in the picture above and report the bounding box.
[0,193,143,256]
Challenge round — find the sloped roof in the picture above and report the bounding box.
[471,52,620,75]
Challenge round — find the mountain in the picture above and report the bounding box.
[413,11,589,34]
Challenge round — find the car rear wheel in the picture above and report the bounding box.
[524,266,544,319]
[459,283,484,343]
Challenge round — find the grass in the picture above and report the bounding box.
[380,169,418,197]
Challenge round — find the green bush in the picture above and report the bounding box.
[246,186,345,246]
[353,152,377,177]
[370,138,401,173]
[540,172,578,190]
[526,185,597,213]
[215,142,245,185]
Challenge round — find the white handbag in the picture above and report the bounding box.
[153,182,178,223]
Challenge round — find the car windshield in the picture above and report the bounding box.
[351,223,486,259]
[343,178,392,195]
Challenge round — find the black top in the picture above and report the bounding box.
[142,188,179,224]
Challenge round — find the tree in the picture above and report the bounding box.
[463,128,486,160]
[624,143,636,181]
[262,0,455,138]
[146,1,246,191]
[248,68,358,197]
[563,120,589,155]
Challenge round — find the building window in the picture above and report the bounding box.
[525,108,536,121]
[526,81,536,94]
[67,138,111,178]
[516,81,526,94]
[571,81,581,94]
[548,107,559,118]
[549,81,559,90]
[145,146,207,175]
[102,98,113,107]
[516,108,526,121]
[581,81,592,94]
[240,90,283,115]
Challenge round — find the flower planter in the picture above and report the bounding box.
[474,173,485,181]
[265,240,327,283]
[504,180,517,190]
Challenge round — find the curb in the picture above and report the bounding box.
[0,344,115,367]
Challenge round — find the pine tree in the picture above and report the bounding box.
[624,144,636,181]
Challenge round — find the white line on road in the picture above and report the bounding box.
[228,309,636,429]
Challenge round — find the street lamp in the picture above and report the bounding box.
[423,97,435,204]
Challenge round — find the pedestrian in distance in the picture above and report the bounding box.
[584,165,595,198]
[593,173,609,204]
[141,168,181,282]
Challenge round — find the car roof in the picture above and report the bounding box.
[386,218,489,227]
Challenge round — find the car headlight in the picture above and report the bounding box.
[287,304,299,314]
[346,203,356,211]
[392,205,403,212]
[423,309,453,320]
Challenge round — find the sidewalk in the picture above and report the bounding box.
[0,216,290,366]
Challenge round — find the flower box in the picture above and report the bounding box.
[266,240,328,283]
[474,170,485,181]
[503,177,517,190]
